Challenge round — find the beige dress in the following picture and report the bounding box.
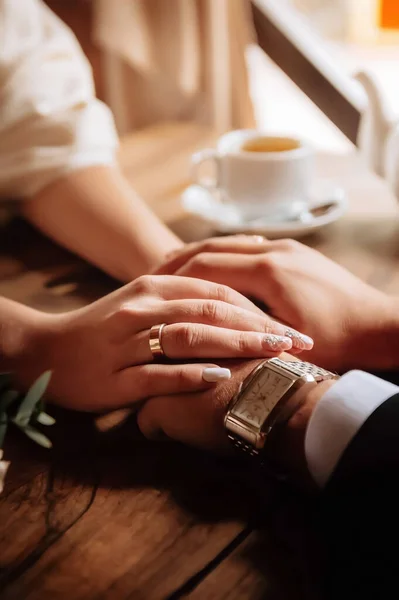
[93,0,256,134]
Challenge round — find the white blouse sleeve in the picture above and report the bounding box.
[0,0,118,199]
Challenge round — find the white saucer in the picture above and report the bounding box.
[179,181,347,240]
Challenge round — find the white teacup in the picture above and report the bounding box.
[191,130,314,221]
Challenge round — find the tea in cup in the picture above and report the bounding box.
[191,130,314,221]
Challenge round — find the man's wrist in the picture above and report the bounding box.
[220,356,335,485]
[377,295,399,370]
[346,294,399,372]
[268,380,335,484]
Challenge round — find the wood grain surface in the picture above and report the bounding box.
[1,123,399,599]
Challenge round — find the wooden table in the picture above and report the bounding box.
[1,123,399,600]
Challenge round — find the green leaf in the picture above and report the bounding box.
[0,389,19,414]
[15,371,52,427]
[18,425,52,449]
[36,412,56,426]
[32,398,45,420]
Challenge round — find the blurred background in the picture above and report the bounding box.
[44,0,399,154]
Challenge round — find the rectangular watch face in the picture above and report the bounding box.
[233,368,294,428]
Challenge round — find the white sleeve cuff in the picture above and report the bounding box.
[305,370,399,487]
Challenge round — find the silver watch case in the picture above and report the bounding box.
[224,358,336,453]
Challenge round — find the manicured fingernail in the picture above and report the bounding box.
[284,328,314,349]
[202,367,232,382]
[263,334,292,351]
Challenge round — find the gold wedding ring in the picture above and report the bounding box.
[149,323,166,360]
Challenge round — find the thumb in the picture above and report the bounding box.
[137,396,172,441]
[118,363,231,407]
[137,390,231,452]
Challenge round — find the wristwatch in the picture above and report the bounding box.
[224,357,338,458]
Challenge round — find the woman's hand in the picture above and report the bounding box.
[157,236,396,371]
[5,275,312,411]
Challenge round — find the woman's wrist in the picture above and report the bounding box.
[25,166,184,282]
[0,298,55,378]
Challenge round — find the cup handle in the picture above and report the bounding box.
[191,149,221,191]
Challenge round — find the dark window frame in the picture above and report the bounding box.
[251,0,362,144]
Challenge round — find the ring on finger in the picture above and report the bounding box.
[149,323,167,360]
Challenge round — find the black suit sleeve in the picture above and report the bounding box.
[316,392,399,600]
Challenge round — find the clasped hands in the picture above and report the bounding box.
[139,235,396,456]
[9,235,396,471]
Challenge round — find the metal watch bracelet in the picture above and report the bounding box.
[224,358,338,459]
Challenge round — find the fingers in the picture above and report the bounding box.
[156,235,272,275]
[168,254,312,352]
[175,252,263,295]
[117,363,231,406]
[126,274,265,315]
[117,298,312,363]
[122,323,293,366]
[120,297,289,337]
[137,396,176,441]
[158,299,312,351]
[136,393,230,451]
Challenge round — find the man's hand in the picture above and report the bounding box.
[137,355,334,483]
[157,236,397,371]
[137,359,257,452]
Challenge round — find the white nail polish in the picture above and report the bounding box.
[202,367,232,382]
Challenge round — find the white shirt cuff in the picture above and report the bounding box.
[305,370,399,487]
